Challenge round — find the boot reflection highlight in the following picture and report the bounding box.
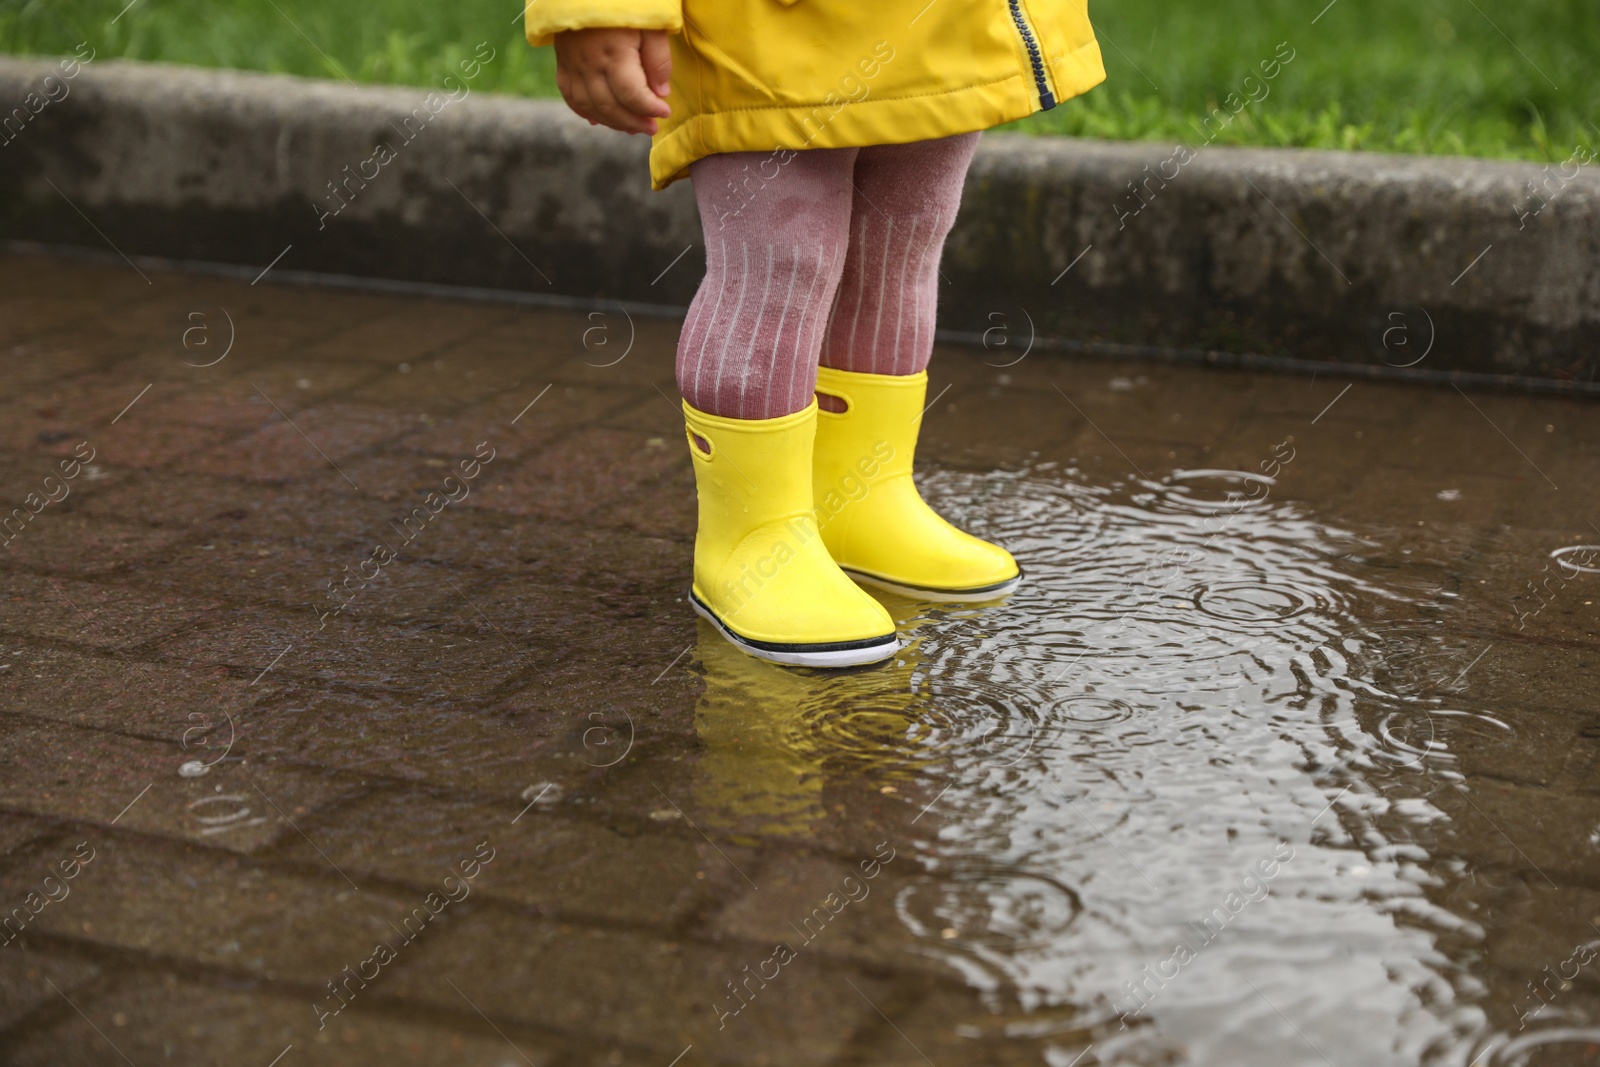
[688,606,940,846]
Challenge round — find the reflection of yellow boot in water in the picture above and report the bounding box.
[684,398,899,668]
[690,615,931,845]
[813,367,1021,601]
[691,619,831,843]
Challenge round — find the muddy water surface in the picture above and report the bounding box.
[1,257,1596,1067]
[685,418,1599,1066]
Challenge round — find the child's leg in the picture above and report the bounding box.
[809,132,1020,602]
[820,132,980,377]
[675,147,900,668]
[677,148,858,420]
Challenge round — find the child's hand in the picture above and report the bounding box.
[554,28,672,136]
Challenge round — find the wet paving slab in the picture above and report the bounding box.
[1,251,1598,1066]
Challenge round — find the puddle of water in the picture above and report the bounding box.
[683,458,1594,1065]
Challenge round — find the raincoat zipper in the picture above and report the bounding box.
[1007,0,1056,109]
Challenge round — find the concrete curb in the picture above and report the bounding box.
[2,56,1597,387]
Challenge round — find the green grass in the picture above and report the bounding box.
[1017,0,1599,161]
[2,0,1596,161]
[0,0,560,98]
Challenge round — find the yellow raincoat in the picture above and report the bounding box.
[525,0,1104,189]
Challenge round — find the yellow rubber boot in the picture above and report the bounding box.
[812,367,1021,601]
[684,398,899,668]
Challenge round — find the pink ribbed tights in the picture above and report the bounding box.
[676,133,979,419]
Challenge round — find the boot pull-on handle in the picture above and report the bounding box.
[816,390,850,414]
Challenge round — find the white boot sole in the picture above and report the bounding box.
[690,592,900,669]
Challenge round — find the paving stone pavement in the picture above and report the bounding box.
[1,251,1598,1066]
